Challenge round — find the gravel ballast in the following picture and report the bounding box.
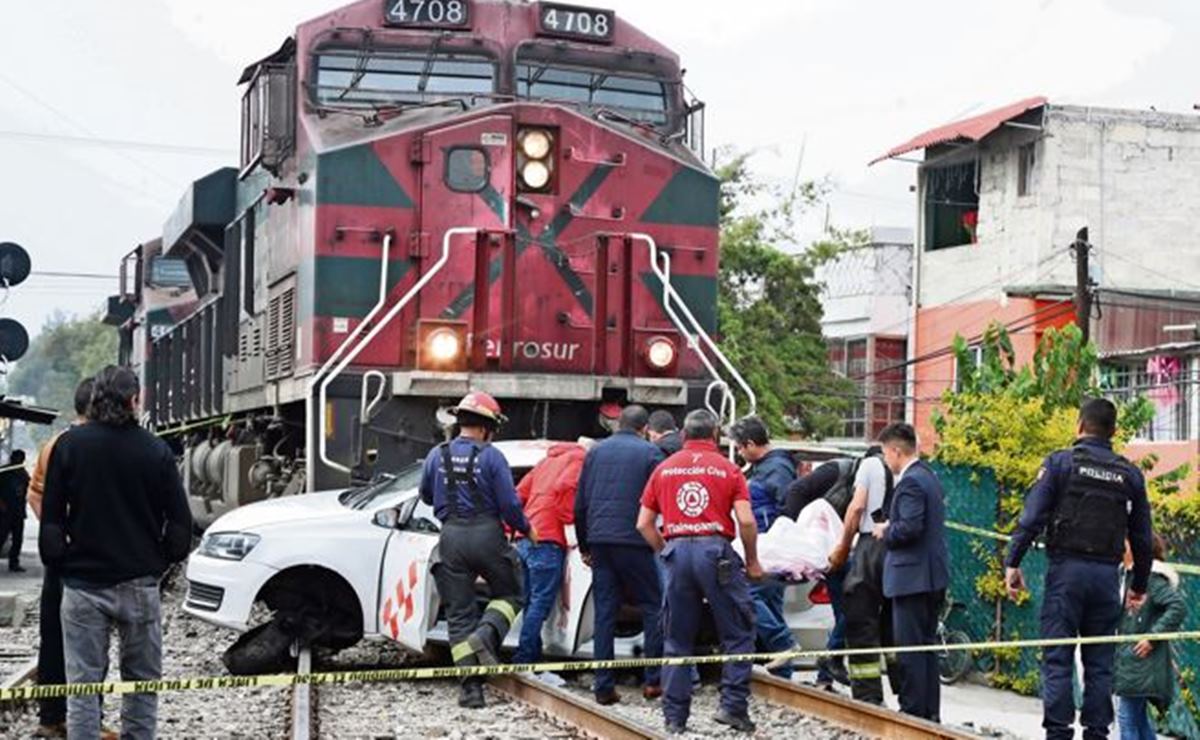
[0,575,287,738]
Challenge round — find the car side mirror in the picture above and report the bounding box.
[372,507,401,529]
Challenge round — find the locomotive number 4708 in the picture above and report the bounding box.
[538,3,615,42]
[384,0,470,28]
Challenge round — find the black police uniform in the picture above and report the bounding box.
[419,436,530,703]
[1006,437,1153,740]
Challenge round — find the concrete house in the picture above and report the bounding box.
[873,97,1200,472]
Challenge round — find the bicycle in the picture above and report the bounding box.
[937,599,973,685]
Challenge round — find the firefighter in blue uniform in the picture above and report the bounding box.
[419,391,535,709]
[1005,398,1153,740]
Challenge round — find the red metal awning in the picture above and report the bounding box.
[869,95,1048,165]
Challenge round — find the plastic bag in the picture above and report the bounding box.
[735,499,843,581]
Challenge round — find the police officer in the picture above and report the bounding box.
[1005,398,1153,740]
[419,392,534,709]
[636,409,763,735]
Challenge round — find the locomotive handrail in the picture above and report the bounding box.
[315,227,478,476]
[305,231,394,485]
[360,370,388,425]
[630,232,757,420]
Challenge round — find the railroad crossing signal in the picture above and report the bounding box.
[0,241,31,363]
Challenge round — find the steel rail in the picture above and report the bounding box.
[751,672,978,740]
[289,647,314,740]
[0,658,37,692]
[489,674,665,740]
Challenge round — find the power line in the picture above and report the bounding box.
[30,271,119,280]
[866,249,1069,339]
[0,71,182,191]
[1096,248,1200,293]
[0,130,233,157]
[854,299,1077,382]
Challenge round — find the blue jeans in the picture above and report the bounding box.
[817,566,847,683]
[513,540,565,664]
[592,544,663,695]
[1117,697,1155,740]
[751,578,797,678]
[63,577,162,740]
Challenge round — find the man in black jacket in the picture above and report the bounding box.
[647,410,682,456]
[0,449,30,571]
[40,366,192,740]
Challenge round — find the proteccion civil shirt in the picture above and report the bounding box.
[640,438,749,540]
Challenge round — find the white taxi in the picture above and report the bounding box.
[182,439,832,670]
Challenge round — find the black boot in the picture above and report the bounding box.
[458,679,485,709]
[713,709,756,733]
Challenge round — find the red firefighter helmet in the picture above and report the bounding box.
[450,391,507,426]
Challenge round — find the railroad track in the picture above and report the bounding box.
[751,671,977,740]
[490,673,665,740]
[0,656,38,702]
[289,647,315,740]
[294,661,980,739]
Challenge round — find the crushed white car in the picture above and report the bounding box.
[182,439,832,672]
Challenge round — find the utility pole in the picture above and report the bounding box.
[1071,227,1092,343]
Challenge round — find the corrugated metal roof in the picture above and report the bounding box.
[869,96,1048,165]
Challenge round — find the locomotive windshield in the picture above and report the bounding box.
[515,62,668,125]
[313,48,496,107]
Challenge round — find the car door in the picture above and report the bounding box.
[377,498,441,652]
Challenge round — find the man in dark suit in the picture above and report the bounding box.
[872,423,948,722]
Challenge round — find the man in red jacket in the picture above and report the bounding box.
[512,440,591,664]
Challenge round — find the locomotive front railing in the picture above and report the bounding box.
[311,227,478,479]
[626,232,757,422]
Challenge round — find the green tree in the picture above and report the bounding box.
[5,311,119,444]
[715,152,854,437]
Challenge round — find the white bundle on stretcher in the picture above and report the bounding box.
[733,498,843,582]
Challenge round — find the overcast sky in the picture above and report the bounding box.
[0,0,1194,346]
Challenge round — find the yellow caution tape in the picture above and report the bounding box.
[945,521,1200,577]
[4,629,1199,702]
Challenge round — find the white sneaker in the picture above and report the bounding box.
[764,655,794,672]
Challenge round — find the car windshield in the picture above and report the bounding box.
[516,62,669,125]
[339,462,425,510]
[313,48,496,108]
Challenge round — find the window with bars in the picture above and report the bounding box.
[1100,360,1191,442]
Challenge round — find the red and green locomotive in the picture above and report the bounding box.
[108,0,745,525]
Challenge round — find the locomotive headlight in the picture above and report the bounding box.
[428,328,462,362]
[521,160,552,190]
[521,129,553,159]
[645,337,677,371]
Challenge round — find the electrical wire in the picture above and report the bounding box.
[1096,248,1200,292]
[30,271,119,280]
[851,299,1076,382]
[866,249,1069,339]
[0,71,182,191]
[0,130,232,157]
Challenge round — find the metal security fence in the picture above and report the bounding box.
[934,462,1200,739]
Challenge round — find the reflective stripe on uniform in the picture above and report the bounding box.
[451,641,475,663]
[847,660,882,679]
[485,599,518,625]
